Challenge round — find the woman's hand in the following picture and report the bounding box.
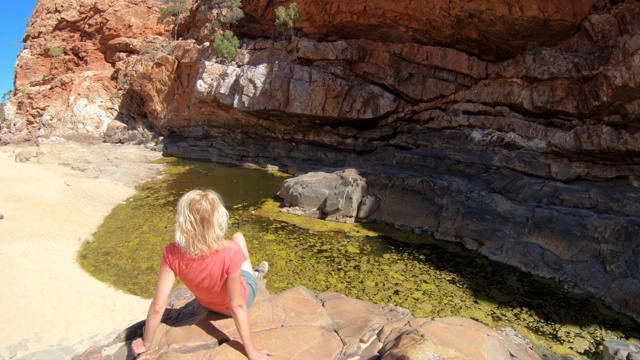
[247,347,274,360]
[131,338,148,357]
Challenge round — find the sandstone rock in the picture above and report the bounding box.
[240,0,592,61]
[2,0,167,143]
[378,317,541,360]
[602,339,640,360]
[104,120,129,144]
[278,169,373,223]
[27,139,163,188]
[76,285,541,360]
[194,59,400,120]
[317,292,411,358]
[14,148,39,163]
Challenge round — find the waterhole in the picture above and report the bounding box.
[79,158,639,359]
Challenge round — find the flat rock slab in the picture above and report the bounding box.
[76,284,541,360]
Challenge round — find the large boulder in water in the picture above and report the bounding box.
[277,168,377,224]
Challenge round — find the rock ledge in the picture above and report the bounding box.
[76,284,541,360]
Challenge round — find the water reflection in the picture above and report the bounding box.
[163,159,284,206]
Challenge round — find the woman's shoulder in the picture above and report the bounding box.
[164,242,179,251]
[222,239,238,248]
[220,240,243,256]
[163,242,184,258]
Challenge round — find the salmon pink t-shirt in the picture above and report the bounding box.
[162,241,248,313]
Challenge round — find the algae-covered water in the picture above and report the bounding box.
[79,158,640,359]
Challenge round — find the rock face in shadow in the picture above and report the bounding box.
[75,285,541,360]
[3,0,640,323]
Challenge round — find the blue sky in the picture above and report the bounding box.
[1,0,38,100]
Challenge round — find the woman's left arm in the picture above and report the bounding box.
[132,263,176,357]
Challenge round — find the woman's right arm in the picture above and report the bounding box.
[227,269,273,360]
[132,263,176,357]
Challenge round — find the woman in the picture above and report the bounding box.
[131,189,273,359]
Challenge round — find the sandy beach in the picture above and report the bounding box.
[0,140,163,359]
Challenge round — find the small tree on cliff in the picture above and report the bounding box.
[275,2,300,41]
[205,0,244,31]
[200,0,244,55]
[213,30,240,62]
[158,0,189,40]
[0,91,9,123]
[274,2,300,60]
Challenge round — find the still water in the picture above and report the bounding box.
[80,158,640,359]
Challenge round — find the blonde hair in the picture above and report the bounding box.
[174,189,229,257]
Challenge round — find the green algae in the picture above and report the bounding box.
[79,158,640,360]
[253,198,380,237]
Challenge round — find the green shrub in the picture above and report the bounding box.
[207,0,244,28]
[213,30,240,61]
[274,2,300,60]
[117,74,127,87]
[48,46,64,57]
[0,103,5,123]
[275,2,300,39]
[201,0,244,41]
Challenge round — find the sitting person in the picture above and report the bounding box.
[131,189,273,360]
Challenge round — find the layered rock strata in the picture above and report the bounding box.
[3,0,640,323]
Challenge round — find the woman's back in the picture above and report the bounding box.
[162,241,249,313]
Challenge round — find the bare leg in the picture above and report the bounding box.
[230,232,254,275]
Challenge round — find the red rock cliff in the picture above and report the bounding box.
[241,0,594,60]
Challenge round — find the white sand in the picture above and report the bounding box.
[0,145,157,359]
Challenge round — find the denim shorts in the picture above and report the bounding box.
[241,269,258,309]
[205,270,257,316]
